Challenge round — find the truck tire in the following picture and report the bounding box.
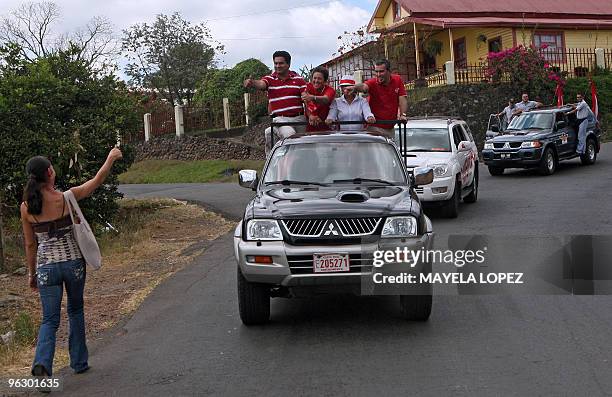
[443,178,460,218]
[488,166,504,176]
[399,295,432,321]
[580,138,597,165]
[238,268,270,325]
[463,168,478,203]
[539,147,556,176]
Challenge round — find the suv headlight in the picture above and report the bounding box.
[381,216,418,238]
[429,163,449,178]
[246,219,282,241]
[520,141,542,148]
[484,142,494,149]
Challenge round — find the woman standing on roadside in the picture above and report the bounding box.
[21,147,123,377]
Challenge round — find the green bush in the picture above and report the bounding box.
[0,45,139,224]
[195,58,269,104]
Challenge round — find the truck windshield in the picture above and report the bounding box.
[507,113,553,130]
[264,142,406,185]
[394,128,451,152]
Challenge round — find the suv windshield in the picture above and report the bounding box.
[264,142,406,185]
[394,127,451,152]
[507,113,553,131]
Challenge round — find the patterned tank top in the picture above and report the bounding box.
[32,199,83,267]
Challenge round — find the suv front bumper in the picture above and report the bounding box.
[414,175,455,202]
[234,233,435,288]
[482,148,543,167]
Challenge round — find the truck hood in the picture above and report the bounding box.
[247,184,417,219]
[401,151,452,168]
[491,130,548,141]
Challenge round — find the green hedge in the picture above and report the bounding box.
[0,46,139,224]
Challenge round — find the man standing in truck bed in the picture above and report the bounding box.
[244,50,307,154]
[351,58,408,137]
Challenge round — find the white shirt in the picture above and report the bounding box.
[327,95,374,131]
[515,100,538,112]
[503,105,515,121]
[575,100,591,119]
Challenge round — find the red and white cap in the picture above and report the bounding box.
[339,74,356,87]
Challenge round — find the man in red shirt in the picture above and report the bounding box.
[302,66,336,132]
[352,59,408,137]
[244,50,307,154]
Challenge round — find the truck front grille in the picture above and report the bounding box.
[281,218,381,237]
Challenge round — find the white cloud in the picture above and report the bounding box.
[0,0,372,72]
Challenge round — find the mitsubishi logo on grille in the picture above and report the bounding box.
[323,221,339,236]
[503,142,510,149]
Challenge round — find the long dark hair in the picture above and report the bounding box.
[23,156,51,215]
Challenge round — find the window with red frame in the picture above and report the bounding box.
[533,32,565,63]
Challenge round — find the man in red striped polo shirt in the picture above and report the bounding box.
[244,51,307,154]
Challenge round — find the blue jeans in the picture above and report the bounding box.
[33,258,88,376]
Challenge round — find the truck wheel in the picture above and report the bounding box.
[237,268,270,325]
[399,295,432,321]
[463,168,478,203]
[488,166,504,176]
[580,138,597,165]
[443,178,460,218]
[539,147,556,176]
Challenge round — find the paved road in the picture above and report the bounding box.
[60,147,612,396]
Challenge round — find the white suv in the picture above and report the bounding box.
[394,118,478,218]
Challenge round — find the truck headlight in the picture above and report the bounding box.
[520,141,542,148]
[484,142,494,149]
[381,216,418,238]
[429,163,449,178]
[246,219,282,241]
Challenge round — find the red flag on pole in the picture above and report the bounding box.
[590,78,599,119]
[555,83,564,108]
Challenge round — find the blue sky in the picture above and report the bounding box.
[0,0,380,75]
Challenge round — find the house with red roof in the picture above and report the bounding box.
[322,0,612,86]
[370,0,612,80]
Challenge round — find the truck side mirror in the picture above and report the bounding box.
[239,170,258,190]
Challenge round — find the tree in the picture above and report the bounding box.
[0,1,117,69]
[0,44,139,226]
[195,58,270,104]
[122,13,224,106]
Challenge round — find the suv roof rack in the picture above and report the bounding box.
[407,115,463,121]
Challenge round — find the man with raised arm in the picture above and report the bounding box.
[351,58,408,137]
[244,50,307,154]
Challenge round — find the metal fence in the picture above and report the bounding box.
[455,64,489,84]
[407,48,610,90]
[150,107,175,137]
[539,48,597,78]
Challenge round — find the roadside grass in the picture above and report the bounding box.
[0,198,233,376]
[118,159,265,184]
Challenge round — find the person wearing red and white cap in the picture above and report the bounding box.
[302,66,336,132]
[325,74,375,131]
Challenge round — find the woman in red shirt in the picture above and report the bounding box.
[302,66,337,132]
